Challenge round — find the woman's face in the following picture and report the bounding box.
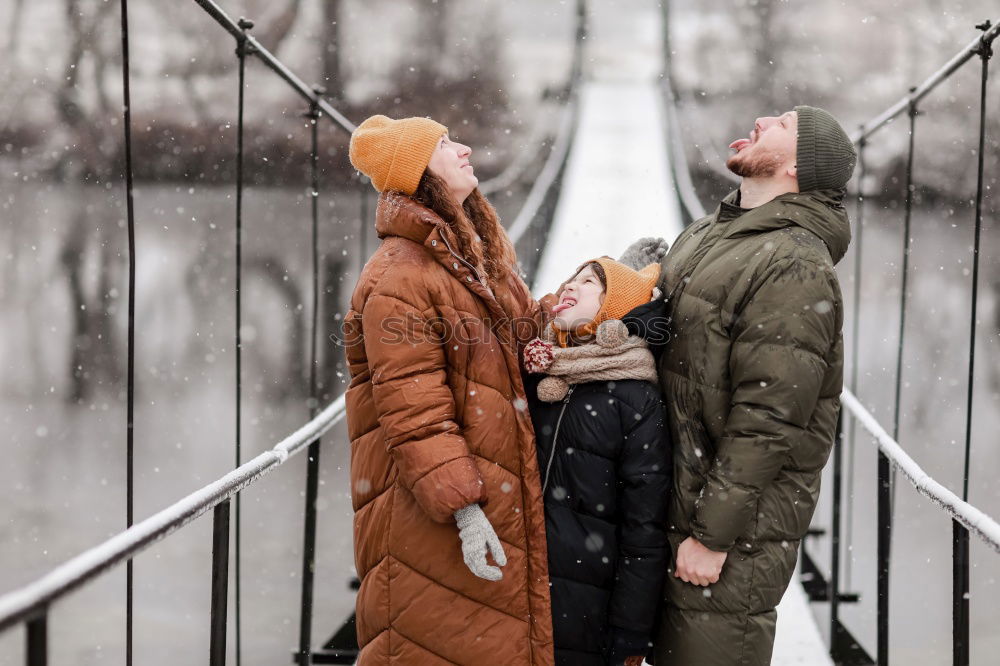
[551,265,605,331]
[427,134,478,204]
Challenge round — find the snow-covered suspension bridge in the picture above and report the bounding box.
[0,1,998,666]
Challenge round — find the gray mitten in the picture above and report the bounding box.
[454,504,507,581]
[618,236,669,270]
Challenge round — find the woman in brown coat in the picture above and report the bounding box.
[343,115,556,664]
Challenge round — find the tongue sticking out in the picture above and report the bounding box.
[552,302,573,314]
[729,138,751,151]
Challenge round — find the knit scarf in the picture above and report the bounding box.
[523,319,659,402]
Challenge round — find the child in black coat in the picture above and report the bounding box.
[524,257,671,666]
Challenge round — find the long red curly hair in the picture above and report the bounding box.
[412,171,518,286]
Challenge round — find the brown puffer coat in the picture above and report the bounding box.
[343,191,556,665]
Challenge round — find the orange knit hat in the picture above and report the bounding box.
[349,115,447,195]
[552,256,660,347]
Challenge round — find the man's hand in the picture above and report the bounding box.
[674,536,728,587]
[623,657,644,666]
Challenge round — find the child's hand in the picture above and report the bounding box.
[523,338,555,373]
[618,237,669,270]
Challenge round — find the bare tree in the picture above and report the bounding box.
[53,0,116,180]
[161,0,305,123]
[58,208,121,402]
[321,0,343,100]
[5,0,26,56]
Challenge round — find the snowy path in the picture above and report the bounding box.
[527,2,833,664]
[528,1,682,295]
[529,80,683,293]
[774,572,835,665]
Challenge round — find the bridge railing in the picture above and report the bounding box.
[0,1,586,665]
[829,20,997,666]
[662,11,998,666]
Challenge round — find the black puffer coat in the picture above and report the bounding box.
[525,318,671,665]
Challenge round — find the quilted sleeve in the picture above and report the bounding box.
[691,257,839,551]
[361,292,484,522]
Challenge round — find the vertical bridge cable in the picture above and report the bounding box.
[846,134,866,591]
[879,91,919,666]
[297,88,325,666]
[892,91,919,505]
[117,0,137,664]
[954,20,992,666]
[233,16,255,666]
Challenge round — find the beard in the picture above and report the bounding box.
[726,146,785,178]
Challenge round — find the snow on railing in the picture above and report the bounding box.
[841,389,1000,553]
[0,395,346,633]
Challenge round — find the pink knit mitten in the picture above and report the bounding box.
[523,338,555,373]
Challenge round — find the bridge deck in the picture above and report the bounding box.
[529,2,832,663]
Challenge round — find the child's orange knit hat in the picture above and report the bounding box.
[349,115,448,195]
[552,256,660,347]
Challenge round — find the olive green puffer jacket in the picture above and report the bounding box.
[653,189,850,666]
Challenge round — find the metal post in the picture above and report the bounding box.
[233,17,254,666]
[210,501,231,666]
[297,89,325,666]
[829,411,844,648]
[26,615,46,666]
[953,20,992,666]
[877,448,891,666]
[660,0,671,79]
[117,0,137,664]
[952,521,969,666]
[573,0,587,88]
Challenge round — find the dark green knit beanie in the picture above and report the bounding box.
[794,105,857,191]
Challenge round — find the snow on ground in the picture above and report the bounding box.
[530,0,682,296]
[773,571,835,665]
[530,78,683,295]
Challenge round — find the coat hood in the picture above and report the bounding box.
[717,188,852,264]
[374,190,446,245]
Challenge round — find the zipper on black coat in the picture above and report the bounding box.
[541,385,575,494]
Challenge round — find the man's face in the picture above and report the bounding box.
[726,110,798,179]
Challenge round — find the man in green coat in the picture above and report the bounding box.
[651,106,856,665]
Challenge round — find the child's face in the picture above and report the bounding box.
[551,265,605,331]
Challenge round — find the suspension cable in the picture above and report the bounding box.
[117,0,137,664]
[232,17,255,666]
